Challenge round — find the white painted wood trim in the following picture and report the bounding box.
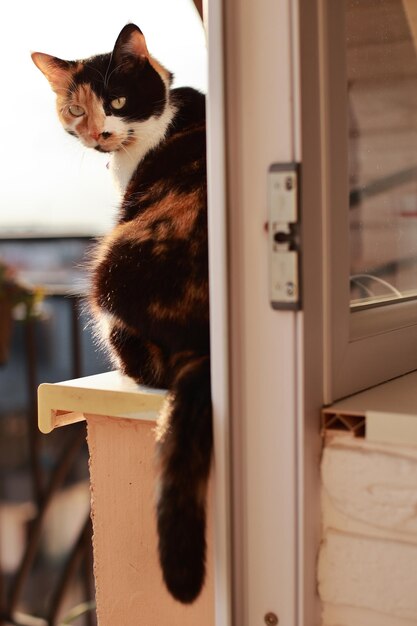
[298,2,326,623]
[205,0,233,622]
[37,371,166,433]
[224,0,302,623]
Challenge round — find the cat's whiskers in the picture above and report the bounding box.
[118,141,134,163]
[78,148,88,172]
[103,51,115,90]
[104,59,130,89]
[83,63,106,83]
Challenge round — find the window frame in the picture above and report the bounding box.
[319,0,417,402]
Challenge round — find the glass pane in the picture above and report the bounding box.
[347,0,417,306]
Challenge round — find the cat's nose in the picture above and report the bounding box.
[90,130,112,142]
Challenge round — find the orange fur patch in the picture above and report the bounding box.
[63,84,105,138]
[31,53,82,95]
[147,280,208,324]
[128,189,202,242]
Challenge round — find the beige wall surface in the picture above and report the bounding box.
[87,414,214,626]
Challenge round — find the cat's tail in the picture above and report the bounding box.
[155,354,212,604]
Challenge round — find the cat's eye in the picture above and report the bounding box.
[110,97,127,111]
[68,105,85,117]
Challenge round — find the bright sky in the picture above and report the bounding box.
[0,0,207,236]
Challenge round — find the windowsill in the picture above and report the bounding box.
[38,371,167,434]
[323,369,417,447]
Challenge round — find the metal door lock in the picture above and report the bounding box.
[268,163,301,310]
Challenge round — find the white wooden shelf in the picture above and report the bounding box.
[38,370,167,434]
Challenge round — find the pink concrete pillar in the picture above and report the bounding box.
[87,414,214,626]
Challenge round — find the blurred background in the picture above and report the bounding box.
[0,1,206,624]
[348,0,417,306]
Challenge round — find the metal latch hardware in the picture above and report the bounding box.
[268,163,301,310]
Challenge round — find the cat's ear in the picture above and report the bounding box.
[112,23,149,65]
[31,52,74,93]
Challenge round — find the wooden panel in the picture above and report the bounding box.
[86,414,214,626]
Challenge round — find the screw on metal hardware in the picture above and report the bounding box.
[285,176,293,190]
[264,613,279,625]
[286,281,295,296]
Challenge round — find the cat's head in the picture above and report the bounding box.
[32,24,173,154]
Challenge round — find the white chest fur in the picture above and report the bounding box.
[110,103,176,193]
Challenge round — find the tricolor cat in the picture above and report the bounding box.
[32,23,211,605]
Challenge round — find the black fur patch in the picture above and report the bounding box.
[71,50,166,122]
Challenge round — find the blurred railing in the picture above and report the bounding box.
[0,237,111,626]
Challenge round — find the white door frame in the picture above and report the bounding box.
[206,0,322,624]
[205,0,232,623]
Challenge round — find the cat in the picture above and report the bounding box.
[32,23,212,605]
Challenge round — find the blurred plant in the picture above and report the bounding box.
[0,260,44,317]
[0,259,44,364]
